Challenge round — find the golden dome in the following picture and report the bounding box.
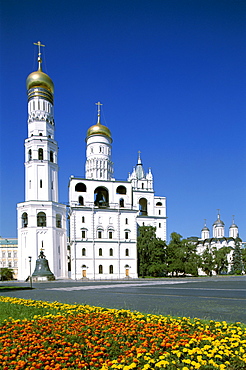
[87,122,111,138]
[26,69,54,94]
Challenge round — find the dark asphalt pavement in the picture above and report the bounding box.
[1,276,245,324]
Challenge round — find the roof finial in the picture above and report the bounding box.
[217,209,220,219]
[33,41,45,71]
[138,150,142,164]
[204,218,207,226]
[232,215,235,224]
[95,102,103,124]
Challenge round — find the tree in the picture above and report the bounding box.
[200,247,214,276]
[0,268,14,281]
[137,226,167,277]
[213,246,231,275]
[242,248,246,273]
[231,239,243,275]
[166,232,200,276]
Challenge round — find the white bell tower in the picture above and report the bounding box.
[17,41,67,281]
[85,102,114,180]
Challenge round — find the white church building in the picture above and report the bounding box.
[17,43,167,281]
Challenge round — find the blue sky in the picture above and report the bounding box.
[0,0,245,241]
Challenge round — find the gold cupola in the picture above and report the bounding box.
[86,102,112,140]
[26,41,54,104]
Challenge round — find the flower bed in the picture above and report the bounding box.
[0,296,245,369]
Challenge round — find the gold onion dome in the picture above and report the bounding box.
[87,122,111,138]
[87,102,111,139]
[26,69,54,94]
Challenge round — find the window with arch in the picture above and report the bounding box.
[108,231,113,239]
[109,248,113,256]
[37,212,46,227]
[79,196,84,205]
[50,151,54,162]
[82,248,86,256]
[75,183,87,192]
[139,198,147,215]
[125,231,129,239]
[22,212,28,228]
[119,198,124,207]
[156,202,162,206]
[116,185,126,195]
[99,265,103,274]
[125,218,128,224]
[159,223,161,228]
[82,230,86,239]
[99,248,102,256]
[142,183,144,189]
[159,210,161,215]
[109,265,113,274]
[125,248,129,256]
[38,148,43,160]
[56,214,62,228]
[28,149,32,161]
[98,231,102,239]
[82,216,85,223]
[94,186,109,207]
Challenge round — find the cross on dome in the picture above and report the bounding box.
[95,102,103,124]
[33,41,45,71]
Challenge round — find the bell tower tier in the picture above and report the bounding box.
[17,41,67,281]
[85,102,114,180]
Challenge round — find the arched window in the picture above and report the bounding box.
[56,214,62,228]
[109,248,113,256]
[94,186,109,208]
[139,198,148,215]
[116,185,126,194]
[38,148,43,160]
[125,248,129,256]
[119,198,124,207]
[99,265,103,274]
[22,212,28,228]
[125,218,128,224]
[109,265,113,274]
[75,183,87,192]
[50,151,54,162]
[82,216,85,223]
[82,248,86,256]
[28,149,32,161]
[37,212,46,227]
[82,230,86,238]
[99,248,102,256]
[108,231,113,239]
[79,196,84,205]
[156,202,162,206]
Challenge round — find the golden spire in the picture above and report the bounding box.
[33,41,45,71]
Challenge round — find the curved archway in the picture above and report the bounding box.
[37,212,46,227]
[139,198,148,216]
[22,212,28,228]
[75,183,87,192]
[156,201,162,206]
[94,186,109,207]
[116,185,126,195]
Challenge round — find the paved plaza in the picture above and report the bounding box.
[1,276,246,323]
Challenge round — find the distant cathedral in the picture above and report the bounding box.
[17,42,167,280]
[196,211,241,274]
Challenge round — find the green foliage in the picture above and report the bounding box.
[213,246,231,275]
[137,226,167,277]
[200,247,214,276]
[0,268,14,281]
[166,232,200,276]
[231,239,243,275]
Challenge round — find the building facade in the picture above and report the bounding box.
[17,43,167,281]
[17,43,67,281]
[196,212,241,274]
[68,104,167,280]
[0,238,18,279]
